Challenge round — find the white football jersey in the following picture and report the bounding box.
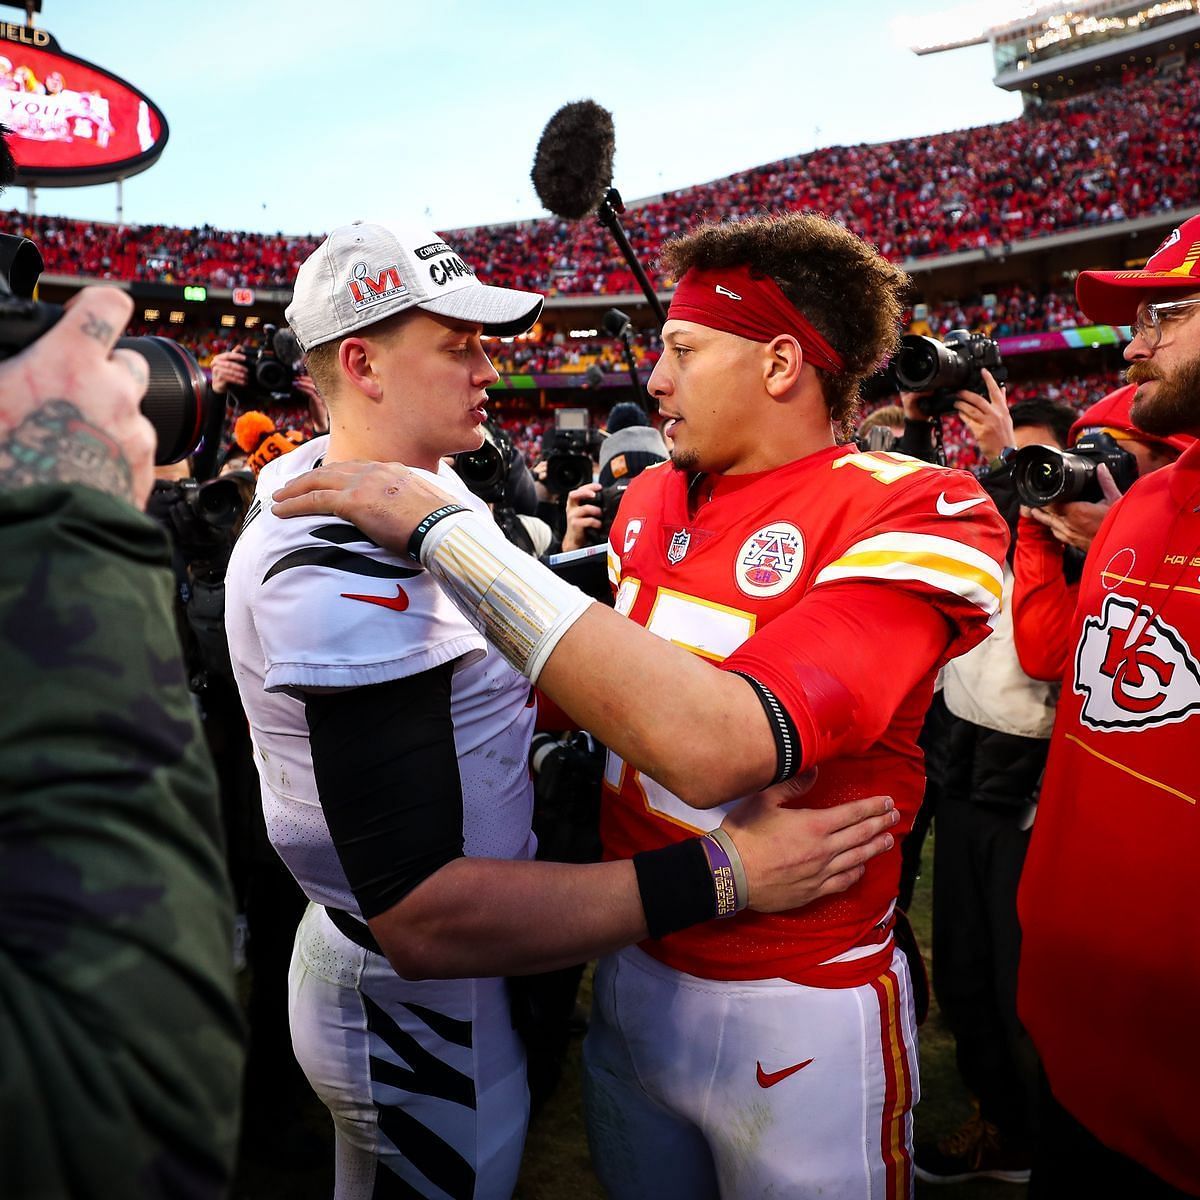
[225,437,537,917]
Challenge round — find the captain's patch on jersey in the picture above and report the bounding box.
[1074,593,1200,730]
[735,522,805,598]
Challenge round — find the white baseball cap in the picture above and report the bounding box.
[285,221,544,352]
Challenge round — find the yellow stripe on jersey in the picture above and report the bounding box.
[814,531,1003,616]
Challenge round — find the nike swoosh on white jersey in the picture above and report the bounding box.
[936,492,988,516]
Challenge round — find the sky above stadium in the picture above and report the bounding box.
[24,0,1023,237]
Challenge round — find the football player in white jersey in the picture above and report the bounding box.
[225,221,900,1200]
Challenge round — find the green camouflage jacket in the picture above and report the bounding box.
[0,484,244,1199]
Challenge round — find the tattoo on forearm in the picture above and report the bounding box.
[0,400,134,502]
[80,310,116,346]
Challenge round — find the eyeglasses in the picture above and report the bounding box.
[1129,297,1200,349]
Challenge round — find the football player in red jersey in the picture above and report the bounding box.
[273,213,1010,1198]
[1015,216,1200,1200]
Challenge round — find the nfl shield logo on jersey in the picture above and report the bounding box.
[1074,594,1200,730]
[736,522,805,598]
[668,529,691,564]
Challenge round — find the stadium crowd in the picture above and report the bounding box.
[6,59,1196,298]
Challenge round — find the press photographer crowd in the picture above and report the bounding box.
[4,33,1200,1200]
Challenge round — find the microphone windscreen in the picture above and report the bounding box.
[273,325,302,368]
[531,100,615,220]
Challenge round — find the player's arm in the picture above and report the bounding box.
[1011,512,1079,682]
[305,665,897,980]
[274,462,1001,807]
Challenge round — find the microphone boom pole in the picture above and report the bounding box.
[595,187,667,328]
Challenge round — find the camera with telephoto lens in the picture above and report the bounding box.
[0,234,216,464]
[454,419,511,504]
[541,408,602,495]
[894,328,1008,417]
[238,323,301,403]
[1011,430,1137,508]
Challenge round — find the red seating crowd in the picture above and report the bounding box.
[8,60,1195,297]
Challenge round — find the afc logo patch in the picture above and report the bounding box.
[347,261,408,311]
[1074,594,1200,730]
[735,522,805,598]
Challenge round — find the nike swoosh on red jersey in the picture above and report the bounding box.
[755,1058,814,1088]
[341,584,409,612]
[935,492,988,517]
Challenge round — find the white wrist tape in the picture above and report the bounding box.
[419,511,594,683]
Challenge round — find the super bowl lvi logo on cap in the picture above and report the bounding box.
[736,523,805,598]
[347,260,408,312]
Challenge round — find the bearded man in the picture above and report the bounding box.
[1017,214,1200,1199]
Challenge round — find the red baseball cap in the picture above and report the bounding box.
[1069,383,1196,455]
[1076,213,1200,325]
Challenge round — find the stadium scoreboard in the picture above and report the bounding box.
[0,23,168,186]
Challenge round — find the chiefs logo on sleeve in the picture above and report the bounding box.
[1074,594,1200,730]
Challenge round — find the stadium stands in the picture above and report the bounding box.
[14,59,1197,296]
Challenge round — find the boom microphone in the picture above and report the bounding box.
[531,100,615,220]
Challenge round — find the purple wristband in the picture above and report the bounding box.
[701,834,741,918]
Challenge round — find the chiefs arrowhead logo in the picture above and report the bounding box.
[1074,594,1200,730]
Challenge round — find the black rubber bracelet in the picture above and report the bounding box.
[633,838,716,940]
[408,504,469,560]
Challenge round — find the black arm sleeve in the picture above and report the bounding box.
[304,661,465,919]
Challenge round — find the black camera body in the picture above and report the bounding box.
[239,323,298,403]
[541,425,600,495]
[1011,430,1137,508]
[894,328,1008,417]
[454,420,512,504]
[579,477,631,548]
[148,472,254,569]
[529,730,604,865]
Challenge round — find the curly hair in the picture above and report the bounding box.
[657,212,909,436]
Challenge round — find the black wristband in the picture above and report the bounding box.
[633,838,716,940]
[407,504,469,559]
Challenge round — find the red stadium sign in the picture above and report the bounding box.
[0,27,168,187]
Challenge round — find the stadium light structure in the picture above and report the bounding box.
[893,0,1100,54]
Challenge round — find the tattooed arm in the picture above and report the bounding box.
[0,286,153,507]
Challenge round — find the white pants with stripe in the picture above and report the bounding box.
[288,903,528,1200]
[583,944,918,1200]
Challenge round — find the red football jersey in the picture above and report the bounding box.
[604,445,1009,985]
[1018,439,1200,1193]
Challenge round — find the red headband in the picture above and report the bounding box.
[666,264,845,372]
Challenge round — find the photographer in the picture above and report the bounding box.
[561,401,667,553]
[210,324,328,438]
[910,375,1078,1186]
[1017,218,1200,1198]
[1010,385,1188,683]
[0,285,243,1198]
